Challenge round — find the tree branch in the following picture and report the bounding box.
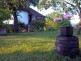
[63,0,80,13]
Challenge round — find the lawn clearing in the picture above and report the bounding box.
[0,31,81,61]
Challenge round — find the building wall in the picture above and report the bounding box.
[31,15,45,22]
[17,11,29,25]
[31,15,36,21]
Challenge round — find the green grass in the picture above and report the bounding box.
[0,31,81,61]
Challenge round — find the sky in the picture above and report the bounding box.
[70,14,80,24]
[30,6,54,16]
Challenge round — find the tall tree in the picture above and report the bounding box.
[0,0,39,32]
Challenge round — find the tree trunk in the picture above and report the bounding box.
[13,11,19,32]
[0,23,2,31]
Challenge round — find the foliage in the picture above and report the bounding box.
[0,8,11,31]
[18,21,25,27]
[30,21,44,30]
[45,12,62,31]
[54,14,72,27]
[3,23,8,29]
[47,12,62,20]
[56,19,71,27]
[38,0,81,15]
[0,8,11,24]
[0,0,40,11]
[45,18,57,31]
[38,0,57,9]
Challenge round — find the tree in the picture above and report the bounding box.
[39,0,81,16]
[0,8,11,30]
[47,12,62,20]
[0,0,40,32]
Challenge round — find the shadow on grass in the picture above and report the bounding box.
[0,49,81,61]
[0,49,55,61]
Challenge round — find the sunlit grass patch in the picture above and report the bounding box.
[0,31,81,61]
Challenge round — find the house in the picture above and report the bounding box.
[18,7,46,24]
[17,7,46,32]
[1,7,45,33]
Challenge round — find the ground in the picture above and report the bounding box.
[0,31,81,61]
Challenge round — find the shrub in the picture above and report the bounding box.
[18,21,25,27]
[30,21,44,31]
[45,19,57,31]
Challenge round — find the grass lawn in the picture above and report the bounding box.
[0,31,81,61]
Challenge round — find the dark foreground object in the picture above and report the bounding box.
[56,27,79,58]
[60,27,73,36]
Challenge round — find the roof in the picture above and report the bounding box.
[20,7,46,18]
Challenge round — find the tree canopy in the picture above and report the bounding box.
[39,0,81,14]
[47,12,62,20]
[0,8,11,23]
[0,0,39,11]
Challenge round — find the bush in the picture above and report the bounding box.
[30,21,44,31]
[18,21,25,27]
[44,19,57,31]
